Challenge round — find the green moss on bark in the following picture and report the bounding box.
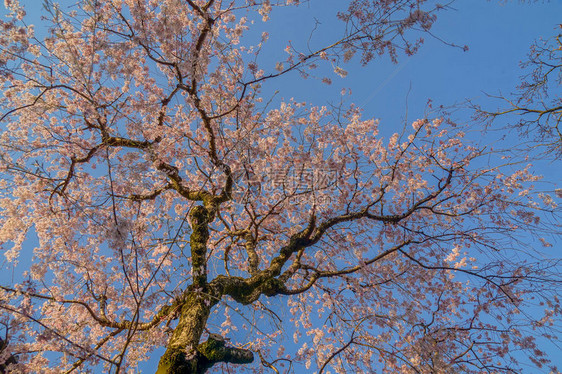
[198,338,225,361]
[156,348,195,374]
[155,338,254,374]
[197,337,254,371]
[190,205,210,288]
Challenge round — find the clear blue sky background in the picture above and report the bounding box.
[2,0,562,372]
[259,1,560,132]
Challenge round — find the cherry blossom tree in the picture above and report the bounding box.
[0,0,560,373]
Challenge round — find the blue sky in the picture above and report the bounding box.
[259,1,561,126]
[2,0,562,372]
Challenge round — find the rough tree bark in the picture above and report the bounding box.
[156,206,254,373]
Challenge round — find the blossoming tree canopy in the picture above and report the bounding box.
[0,0,560,373]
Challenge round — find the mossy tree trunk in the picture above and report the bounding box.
[156,206,254,374]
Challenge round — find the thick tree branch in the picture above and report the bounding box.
[210,167,455,304]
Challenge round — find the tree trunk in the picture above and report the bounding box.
[156,205,253,373]
[155,293,253,373]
